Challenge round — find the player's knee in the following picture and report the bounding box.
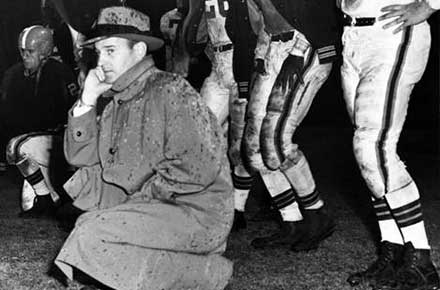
[352,137,375,167]
[6,138,25,165]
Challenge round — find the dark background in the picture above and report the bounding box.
[0,4,437,289]
[0,0,438,156]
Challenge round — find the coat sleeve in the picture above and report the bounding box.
[64,103,100,167]
[144,77,227,201]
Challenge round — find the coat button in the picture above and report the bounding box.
[109,148,117,155]
[76,131,82,137]
[117,100,123,105]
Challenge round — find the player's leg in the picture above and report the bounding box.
[282,60,335,252]
[229,93,253,231]
[345,24,438,289]
[250,169,306,249]
[6,132,61,218]
[244,39,297,172]
[202,45,253,231]
[200,47,235,127]
[374,24,439,290]
[231,164,253,231]
[259,47,335,251]
[345,27,410,288]
[341,24,407,288]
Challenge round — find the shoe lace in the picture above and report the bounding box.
[368,243,395,273]
[396,247,421,287]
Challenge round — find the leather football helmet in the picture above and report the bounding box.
[18,25,54,58]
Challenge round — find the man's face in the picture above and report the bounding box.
[95,37,140,84]
[20,48,43,74]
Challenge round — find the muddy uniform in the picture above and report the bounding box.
[224,0,267,220]
[340,1,440,289]
[233,0,338,250]
[244,0,338,197]
[181,0,266,228]
[183,0,238,126]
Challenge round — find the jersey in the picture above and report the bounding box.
[0,58,78,143]
[205,0,232,46]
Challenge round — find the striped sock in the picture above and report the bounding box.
[16,158,50,196]
[232,170,253,212]
[298,189,324,210]
[385,182,430,249]
[281,153,321,210]
[261,170,303,222]
[372,197,404,245]
[272,189,303,222]
[390,199,429,249]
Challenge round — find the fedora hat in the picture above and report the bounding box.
[81,6,164,51]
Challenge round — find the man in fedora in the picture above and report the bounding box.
[54,6,233,290]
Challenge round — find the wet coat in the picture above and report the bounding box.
[55,56,234,290]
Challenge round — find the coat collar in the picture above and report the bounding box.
[102,55,155,99]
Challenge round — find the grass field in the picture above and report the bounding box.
[0,127,438,290]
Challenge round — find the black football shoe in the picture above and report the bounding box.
[375,242,440,290]
[347,241,404,288]
[19,194,56,219]
[251,220,307,249]
[248,206,281,223]
[55,202,85,232]
[291,208,336,252]
[231,210,247,232]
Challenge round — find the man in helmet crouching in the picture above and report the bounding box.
[0,25,78,218]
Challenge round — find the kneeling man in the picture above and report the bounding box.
[55,6,233,290]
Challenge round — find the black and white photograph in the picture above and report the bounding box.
[0,0,438,289]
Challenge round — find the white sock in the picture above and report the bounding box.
[17,159,50,196]
[261,170,303,222]
[386,182,430,249]
[372,197,404,245]
[232,165,253,212]
[234,189,249,212]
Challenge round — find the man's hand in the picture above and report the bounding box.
[81,66,112,106]
[254,58,266,75]
[278,55,304,93]
[379,2,436,34]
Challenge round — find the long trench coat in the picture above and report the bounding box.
[55,56,234,290]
